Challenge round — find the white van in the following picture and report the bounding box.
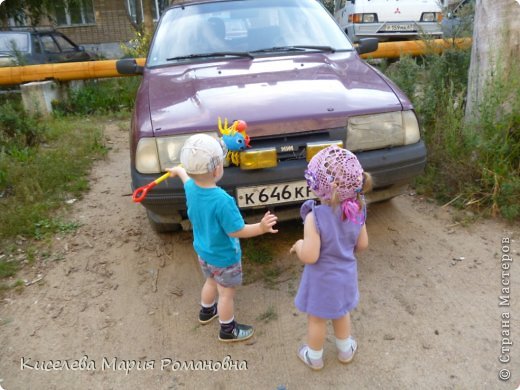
[333,0,444,42]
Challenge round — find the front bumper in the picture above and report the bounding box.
[348,22,443,42]
[131,140,426,222]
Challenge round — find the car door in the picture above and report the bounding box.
[52,33,89,62]
[39,34,64,63]
[29,33,46,65]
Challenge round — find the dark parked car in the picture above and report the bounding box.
[117,0,427,232]
[0,27,91,67]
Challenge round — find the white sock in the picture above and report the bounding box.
[336,336,354,352]
[219,316,234,325]
[201,301,215,308]
[307,346,323,360]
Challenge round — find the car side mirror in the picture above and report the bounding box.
[355,38,378,55]
[116,58,144,75]
[78,45,85,51]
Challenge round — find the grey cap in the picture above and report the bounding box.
[180,134,226,174]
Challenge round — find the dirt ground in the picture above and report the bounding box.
[1,121,519,390]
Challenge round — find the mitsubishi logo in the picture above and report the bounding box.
[394,7,401,14]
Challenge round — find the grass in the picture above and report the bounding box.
[33,219,81,241]
[242,236,274,265]
[53,77,140,116]
[0,75,136,284]
[381,44,519,222]
[242,221,302,287]
[0,115,107,240]
[0,260,18,278]
[242,236,277,285]
[0,111,111,281]
[256,306,278,323]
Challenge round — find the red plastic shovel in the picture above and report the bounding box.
[132,172,171,203]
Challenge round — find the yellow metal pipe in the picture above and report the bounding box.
[360,38,472,59]
[0,39,471,85]
[0,58,146,85]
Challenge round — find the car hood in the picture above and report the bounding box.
[146,52,403,137]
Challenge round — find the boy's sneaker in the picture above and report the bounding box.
[338,338,357,364]
[297,345,324,371]
[199,303,218,324]
[218,323,254,342]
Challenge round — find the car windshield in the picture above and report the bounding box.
[0,33,29,53]
[148,0,354,67]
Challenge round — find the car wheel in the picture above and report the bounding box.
[146,210,181,233]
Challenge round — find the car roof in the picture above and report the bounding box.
[167,0,319,5]
[4,26,55,33]
[169,0,229,4]
[0,31,30,36]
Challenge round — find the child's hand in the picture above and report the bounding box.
[166,165,189,183]
[290,239,303,254]
[260,211,278,234]
[166,166,181,177]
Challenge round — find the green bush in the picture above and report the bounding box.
[53,77,140,115]
[468,71,520,219]
[383,46,519,221]
[0,101,47,151]
[382,55,422,100]
[121,30,152,58]
[0,116,107,240]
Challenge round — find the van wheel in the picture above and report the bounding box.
[146,210,181,233]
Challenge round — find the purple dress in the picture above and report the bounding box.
[295,200,364,319]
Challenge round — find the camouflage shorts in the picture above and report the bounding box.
[198,258,243,287]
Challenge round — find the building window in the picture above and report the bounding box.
[126,0,169,24]
[155,0,170,20]
[54,0,95,26]
[8,15,28,27]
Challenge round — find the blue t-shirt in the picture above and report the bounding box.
[185,179,245,267]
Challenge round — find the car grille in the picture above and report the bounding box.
[250,127,346,162]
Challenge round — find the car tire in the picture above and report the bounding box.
[146,210,181,233]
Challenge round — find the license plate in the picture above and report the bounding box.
[381,23,416,32]
[236,181,315,208]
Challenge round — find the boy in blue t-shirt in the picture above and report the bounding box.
[167,134,278,342]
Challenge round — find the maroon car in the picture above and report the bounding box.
[117,0,426,232]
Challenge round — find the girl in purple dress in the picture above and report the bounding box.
[290,145,372,370]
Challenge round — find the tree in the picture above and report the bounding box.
[0,0,90,29]
[0,0,54,27]
[465,0,520,119]
[124,0,166,35]
[0,0,158,35]
[142,0,154,35]
[322,0,335,14]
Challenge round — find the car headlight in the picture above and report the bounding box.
[345,111,420,152]
[350,13,378,23]
[136,138,161,174]
[421,12,442,22]
[135,132,222,174]
[362,13,378,23]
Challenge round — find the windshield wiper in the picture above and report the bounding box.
[250,45,336,54]
[166,52,253,61]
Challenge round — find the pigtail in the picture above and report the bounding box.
[340,172,373,224]
[356,172,373,208]
[362,172,373,193]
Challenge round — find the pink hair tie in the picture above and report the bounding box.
[341,198,365,224]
